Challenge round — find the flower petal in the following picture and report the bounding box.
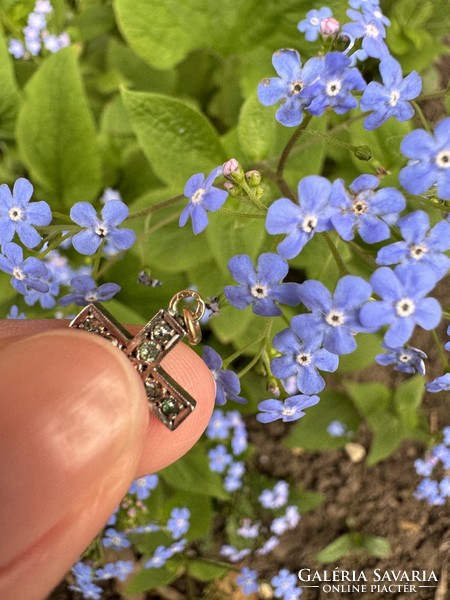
[297,280,332,312]
[334,275,372,310]
[228,254,257,285]
[101,200,129,226]
[256,252,288,284]
[70,202,98,227]
[384,317,415,347]
[297,366,325,395]
[12,178,33,205]
[72,229,101,255]
[414,297,442,330]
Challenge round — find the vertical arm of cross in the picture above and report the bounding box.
[126,309,197,430]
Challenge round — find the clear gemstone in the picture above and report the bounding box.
[136,341,159,362]
[145,379,163,398]
[152,321,173,342]
[160,397,179,417]
[82,319,100,332]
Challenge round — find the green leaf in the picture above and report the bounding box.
[16,47,101,208]
[0,26,20,136]
[122,89,226,186]
[145,210,212,273]
[339,333,384,373]
[71,3,115,41]
[114,0,300,70]
[345,381,391,418]
[160,445,229,500]
[284,390,360,451]
[283,116,328,187]
[106,38,176,94]
[205,209,266,276]
[238,95,276,161]
[346,116,412,182]
[394,375,424,419]
[316,534,353,563]
[288,488,326,513]
[366,413,403,465]
[187,559,229,582]
[362,534,391,558]
[114,0,196,70]
[125,562,178,594]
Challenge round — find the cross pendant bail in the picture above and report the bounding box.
[69,290,206,431]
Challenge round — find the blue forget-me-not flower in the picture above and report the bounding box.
[271,569,302,600]
[0,241,48,295]
[297,7,333,41]
[202,345,247,405]
[224,252,302,317]
[257,394,320,423]
[102,528,131,550]
[360,56,421,130]
[342,9,389,59]
[144,545,173,569]
[208,444,233,473]
[179,166,227,234]
[330,174,405,243]
[360,264,442,347]
[265,175,335,259]
[0,178,52,248]
[167,507,190,539]
[128,474,159,500]
[399,117,450,200]
[426,373,450,393]
[70,200,135,255]
[375,343,427,375]
[304,52,366,117]
[95,561,134,582]
[376,210,450,280]
[295,275,373,355]
[271,325,339,394]
[59,275,120,306]
[257,49,323,127]
[236,567,259,595]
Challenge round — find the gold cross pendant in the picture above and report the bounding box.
[69,290,205,431]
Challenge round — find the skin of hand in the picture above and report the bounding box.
[0,319,215,600]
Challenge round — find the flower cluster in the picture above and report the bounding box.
[0,178,134,314]
[8,0,70,59]
[256,1,421,130]
[413,428,450,505]
[206,409,247,491]
[224,477,302,596]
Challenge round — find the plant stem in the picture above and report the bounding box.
[237,318,273,379]
[277,114,313,179]
[431,329,450,371]
[322,232,349,276]
[218,207,266,218]
[91,240,105,279]
[222,334,267,369]
[404,191,450,213]
[412,100,431,133]
[127,194,185,220]
[40,230,75,257]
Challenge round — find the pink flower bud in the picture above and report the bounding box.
[320,17,340,38]
[223,158,240,176]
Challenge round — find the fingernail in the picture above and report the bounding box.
[0,329,148,597]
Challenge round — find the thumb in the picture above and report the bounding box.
[0,328,213,600]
